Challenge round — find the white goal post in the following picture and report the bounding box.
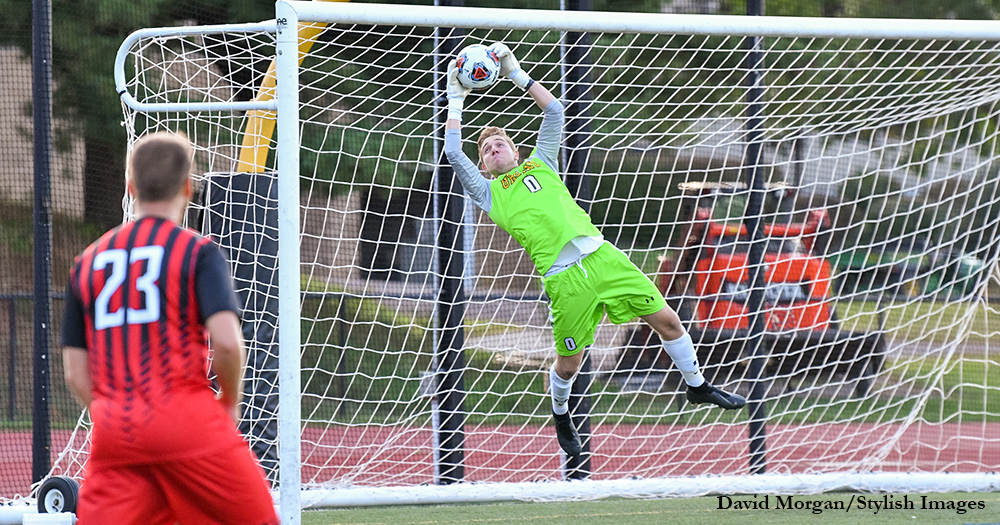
[46,1,1000,523]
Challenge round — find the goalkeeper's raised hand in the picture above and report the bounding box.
[489,42,533,90]
[446,60,472,122]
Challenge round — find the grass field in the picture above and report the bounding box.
[296,315,1000,429]
[302,492,1000,524]
[835,298,1000,345]
[289,291,1000,525]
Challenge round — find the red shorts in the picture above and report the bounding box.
[75,443,279,525]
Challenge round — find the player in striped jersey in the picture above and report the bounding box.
[61,132,278,525]
[444,43,746,458]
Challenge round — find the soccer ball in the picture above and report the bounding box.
[455,44,501,90]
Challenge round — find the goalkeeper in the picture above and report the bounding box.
[444,43,746,457]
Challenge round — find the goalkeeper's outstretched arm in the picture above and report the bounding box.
[443,61,492,211]
[443,43,562,206]
[489,42,554,110]
[487,42,563,167]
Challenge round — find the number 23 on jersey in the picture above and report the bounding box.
[92,246,164,330]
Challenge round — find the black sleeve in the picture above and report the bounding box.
[195,241,242,323]
[60,277,88,349]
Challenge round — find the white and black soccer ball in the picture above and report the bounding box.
[455,44,501,90]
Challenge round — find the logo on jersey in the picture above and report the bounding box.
[499,159,541,189]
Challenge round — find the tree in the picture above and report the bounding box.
[0,0,275,228]
[10,0,990,229]
[721,0,1000,17]
[2,0,663,228]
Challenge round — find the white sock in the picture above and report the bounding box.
[661,333,705,388]
[550,365,573,415]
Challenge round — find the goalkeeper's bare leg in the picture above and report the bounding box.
[641,307,746,410]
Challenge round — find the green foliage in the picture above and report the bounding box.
[300,295,432,423]
[0,0,278,227]
[300,295,551,426]
[588,152,686,248]
[832,172,903,250]
[0,0,262,148]
[0,201,104,424]
[0,205,34,255]
[584,33,748,149]
[829,164,1000,298]
[723,0,1000,18]
[298,28,439,195]
[0,0,665,175]
[352,0,664,11]
[296,291,1000,429]
[0,200,103,271]
[848,0,1000,19]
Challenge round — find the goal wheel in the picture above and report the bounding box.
[37,476,80,514]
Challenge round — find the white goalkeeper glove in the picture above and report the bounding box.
[489,42,533,90]
[446,60,472,121]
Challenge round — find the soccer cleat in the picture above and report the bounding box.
[552,411,582,456]
[686,382,747,410]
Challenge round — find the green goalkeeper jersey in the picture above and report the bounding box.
[488,153,601,275]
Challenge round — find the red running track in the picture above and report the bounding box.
[0,430,79,500]
[297,422,1000,487]
[4,423,999,498]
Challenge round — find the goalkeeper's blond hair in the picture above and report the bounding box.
[477,127,516,162]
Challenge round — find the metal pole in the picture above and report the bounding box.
[563,0,594,211]
[336,297,348,419]
[434,0,466,485]
[8,298,16,421]
[743,0,769,475]
[274,2,302,523]
[31,0,54,484]
[561,0,594,480]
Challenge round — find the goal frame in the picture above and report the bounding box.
[109,2,1000,523]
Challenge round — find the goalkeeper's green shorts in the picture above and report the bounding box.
[543,242,666,357]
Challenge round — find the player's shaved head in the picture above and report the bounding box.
[129,132,193,203]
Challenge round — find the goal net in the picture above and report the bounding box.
[56,0,1000,511]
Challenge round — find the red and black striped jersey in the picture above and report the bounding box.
[61,216,241,464]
